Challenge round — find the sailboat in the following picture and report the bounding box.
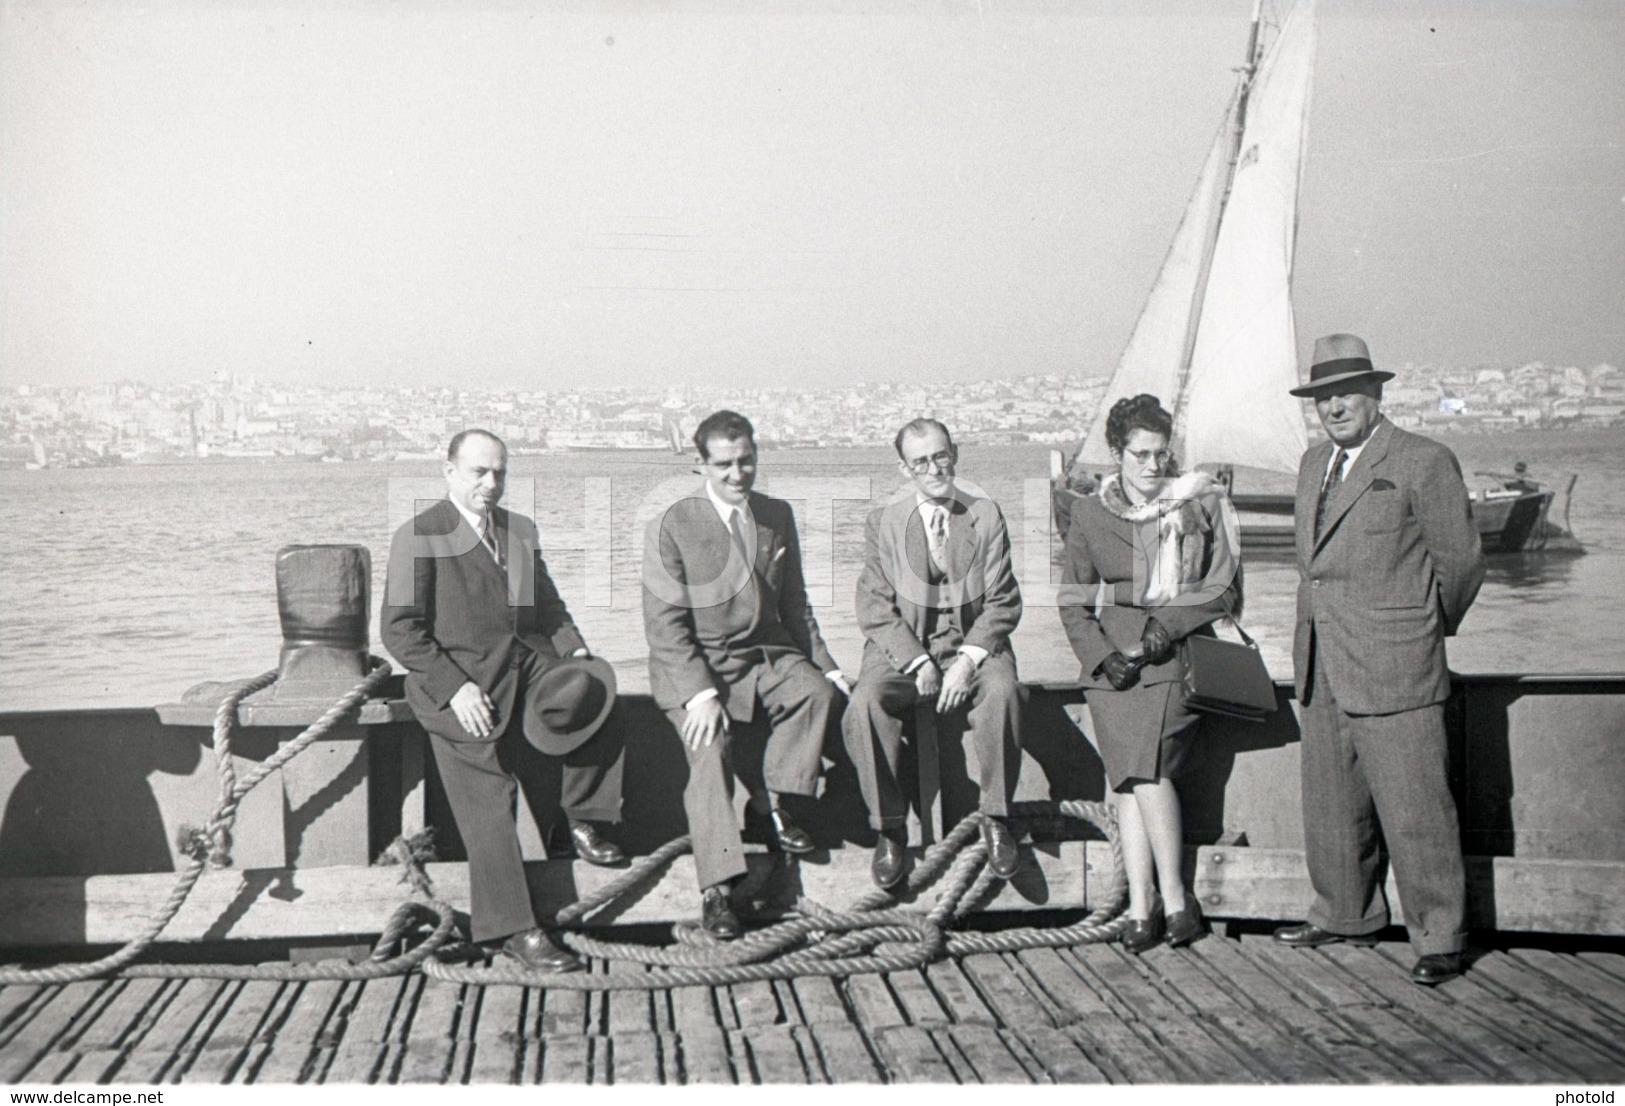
[1049,0,1576,555]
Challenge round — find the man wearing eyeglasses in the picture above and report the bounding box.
[842,418,1026,889]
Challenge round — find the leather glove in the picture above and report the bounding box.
[1095,651,1140,692]
[1140,617,1175,666]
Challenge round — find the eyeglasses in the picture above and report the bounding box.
[1125,448,1171,466]
[904,450,955,473]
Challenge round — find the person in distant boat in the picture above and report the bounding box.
[641,410,849,940]
[1276,334,1486,987]
[1060,394,1242,954]
[843,419,1027,890]
[381,429,626,976]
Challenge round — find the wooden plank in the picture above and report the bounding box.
[0,985,45,1039]
[405,976,464,1041]
[1192,937,1403,1084]
[873,1024,955,1082]
[334,976,407,1043]
[670,986,720,1031]
[196,980,286,1053]
[465,1035,521,1084]
[1578,950,1625,985]
[1018,1024,1110,1083]
[785,976,847,1025]
[729,979,782,1028]
[324,1039,388,1084]
[539,1033,593,1084]
[1075,945,1258,1083]
[675,1027,735,1084]
[473,982,527,1042]
[539,981,588,1036]
[886,968,949,1025]
[1027,947,1177,1082]
[1244,939,1379,1010]
[120,979,230,1083]
[959,953,1056,1029]
[921,1026,975,1083]
[769,981,802,1026]
[1153,946,1340,1083]
[251,980,348,1084]
[1511,947,1625,1022]
[71,978,169,1050]
[1370,948,1625,1084]
[0,981,110,1083]
[608,1030,663,1084]
[946,1024,1033,1083]
[843,972,906,1031]
[228,981,307,1086]
[394,1038,454,1084]
[740,1024,810,1083]
[1471,950,1625,1053]
[925,958,998,1025]
[20,1048,81,1085]
[801,1023,883,1084]
[1321,944,1559,1083]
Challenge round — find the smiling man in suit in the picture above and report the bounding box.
[382,429,625,974]
[842,418,1025,890]
[1276,335,1486,987]
[642,410,849,939]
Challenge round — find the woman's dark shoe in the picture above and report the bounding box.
[1121,905,1165,955]
[1165,897,1206,947]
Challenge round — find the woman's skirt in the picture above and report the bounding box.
[1086,678,1201,792]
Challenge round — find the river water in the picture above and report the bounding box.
[1,428,1620,712]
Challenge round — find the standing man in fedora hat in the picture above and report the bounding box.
[1276,335,1485,986]
[382,428,625,974]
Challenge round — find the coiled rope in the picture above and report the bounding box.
[0,663,1129,989]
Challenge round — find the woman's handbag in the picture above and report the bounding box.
[1180,618,1277,722]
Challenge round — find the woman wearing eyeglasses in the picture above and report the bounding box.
[1059,393,1242,953]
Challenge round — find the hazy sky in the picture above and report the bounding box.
[2,0,1621,389]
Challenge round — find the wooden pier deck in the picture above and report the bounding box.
[3,936,1624,1084]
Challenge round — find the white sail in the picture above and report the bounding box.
[1179,0,1316,474]
[1075,115,1232,469]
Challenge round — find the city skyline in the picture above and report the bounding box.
[3,1,1622,389]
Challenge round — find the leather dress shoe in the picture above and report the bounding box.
[564,820,626,866]
[981,815,1021,879]
[871,830,908,891]
[1412,952,1464,986]
[1165,897,1206,948]
[748,807,816,855]
[701,884,743,941]
[498,927,583,974]
[1274,922,1379,949]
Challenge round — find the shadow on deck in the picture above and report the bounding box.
[3,935,1624,1085]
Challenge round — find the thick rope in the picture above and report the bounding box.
[0,661,400,985]
[424,802,1128,990]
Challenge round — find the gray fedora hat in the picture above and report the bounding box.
[522,655,617,755]
[1289,333,1396,397]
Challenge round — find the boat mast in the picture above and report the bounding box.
[1170,0,1267,451]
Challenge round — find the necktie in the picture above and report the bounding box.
[480,518,504,570]
[728,509,751,564]
[927,504,950,576]
[1314,449,1348,539]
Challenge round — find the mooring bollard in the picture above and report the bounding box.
[157,544,417,873]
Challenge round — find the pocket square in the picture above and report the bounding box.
[1371,478,1397,491]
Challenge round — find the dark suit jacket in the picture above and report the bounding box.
[381,498,586,743]
[853,492,1022,675]
[1292,419,1486,714]
[1059,491,1237,690]
[642,489,837,722]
